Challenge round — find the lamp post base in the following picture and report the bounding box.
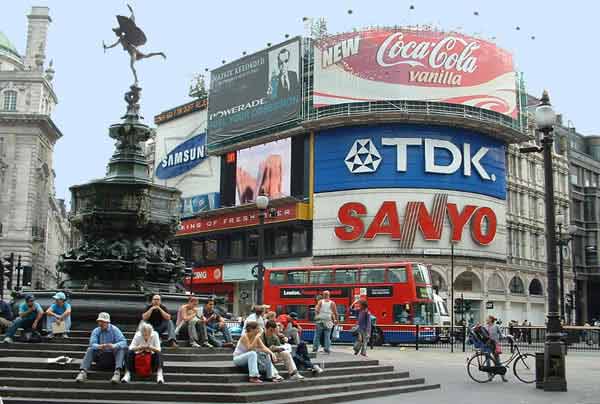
[543,340,567,392]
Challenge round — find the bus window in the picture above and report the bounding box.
[393,304,412,324]
[287,270,308,284]
[269,271,286,285]
[309,270,333,285]
[388,267,407,283]
[285,305,308,320]
[336,304,346,323]
[414,264,432,284]
[359,268,386,283]
[333,269,358,284]
[414,302,435,325]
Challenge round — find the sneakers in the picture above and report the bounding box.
[47,333,54,340]
[167,340,178,348]
[2,337,13,344]
[62,334,69,339]
[191,342,201,348]
[312,365,324,374]
[121,370,131,383]
[110,370,121,384]
[75,370,87,383]
[156,368,164,384]
[290,372,305,380]
[201,342,213,348]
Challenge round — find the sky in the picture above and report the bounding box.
[2,1,599,202]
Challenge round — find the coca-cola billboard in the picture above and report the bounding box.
[314,29,517,117]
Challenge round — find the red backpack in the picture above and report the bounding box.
[134,352,152,378]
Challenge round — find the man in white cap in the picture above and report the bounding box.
[75,312,128,384]
[45,292,71,339]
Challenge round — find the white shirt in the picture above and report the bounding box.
[244,313,265,332]
[129,330,161,352]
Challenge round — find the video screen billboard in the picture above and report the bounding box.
[235,139,291,205]
[314,29,517,117]
[208,37,301,144]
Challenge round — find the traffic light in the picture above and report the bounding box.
[463,299,472,312]
[2,253,14,290]
[454,298,464,314]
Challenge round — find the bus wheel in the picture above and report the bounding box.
[372,327,384,346]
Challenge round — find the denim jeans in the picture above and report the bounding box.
[4,317,38,338]
[80,346,126,371]
[313,322,331,352]
[153,319,176,342]
[233,351,261,378]
[46,315,71,334]
[207,322,233,346]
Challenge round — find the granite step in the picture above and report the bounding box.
[0,342,234,354]
[0,376,428,402]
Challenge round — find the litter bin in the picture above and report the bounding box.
[535,352,544,389]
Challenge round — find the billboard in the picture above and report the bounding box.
[208,37,301,144]
[313,189,506,260]
[235,138,291,205]
[156,133,208,180]
[313,29,517,117]
[180,192,220,218]
[315,124,506,200]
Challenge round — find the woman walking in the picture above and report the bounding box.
[353,300,371,357]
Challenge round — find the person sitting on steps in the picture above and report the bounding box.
[0,298,14,335]
[45,292,71,339]
[201,298,233,348]
[175,295,211,348]
[75,312,128,384]
[263,320,304,380]
[277,311,302,345]
[2,294,43,344]
[233,320,283,384]
[142,294,177,348]
[122,322,164,384]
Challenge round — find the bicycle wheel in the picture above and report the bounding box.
[513,353,536,384]
[467,352,493,383]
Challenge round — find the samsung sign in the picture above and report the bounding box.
[156,133,208,179]
[315,124,506,200]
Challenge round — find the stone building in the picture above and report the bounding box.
[0,7,69,289]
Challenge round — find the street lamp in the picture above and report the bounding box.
[255,195,269,305]
[555,213,576,323]
[521,90,567,391]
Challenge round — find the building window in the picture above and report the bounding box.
[3,90,17,111]
[274,229,289,255]
[487,274,505,292]
[529,279,543,296]
[291,227,307,254]
[509,276,525,294]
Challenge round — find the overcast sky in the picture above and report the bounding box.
[3,1,598,201]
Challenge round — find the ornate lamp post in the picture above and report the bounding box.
[255,195,269,305]
[555,213,576,323]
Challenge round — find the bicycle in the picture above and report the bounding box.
[466,335,535,384]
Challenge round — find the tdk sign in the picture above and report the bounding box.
[316,124,506,200]
[156,133,208,180]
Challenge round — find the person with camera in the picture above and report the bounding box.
[201,299,233,348]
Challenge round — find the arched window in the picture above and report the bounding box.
[430,270,447,293]
[487,273,505,292]
[3,90,17,111]
[454,271,482,292]
[529,279,544,296]
[509,276,525,294]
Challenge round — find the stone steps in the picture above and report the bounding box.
[0,328,439,403]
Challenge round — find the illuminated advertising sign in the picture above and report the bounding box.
[156,133,208,180]
[313,189,506,260]
[236,138,291,205]
[314,29,517,117]
[315,124,506,200]
[180,192,220,218]
[208,37,301,145]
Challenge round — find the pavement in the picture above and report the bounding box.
[331,346,600,404]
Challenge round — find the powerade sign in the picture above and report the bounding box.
[315,124,506,200]
[156,133,207,180]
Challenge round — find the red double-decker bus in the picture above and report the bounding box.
[263,262,437,344]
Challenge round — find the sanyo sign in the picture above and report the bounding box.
[315,124,507,200]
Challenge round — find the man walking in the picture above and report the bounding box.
[313,291,337,354]
[75,312,128,384]
[142,294,177,347]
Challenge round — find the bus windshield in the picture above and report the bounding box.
[414,302,435,325]
[414,264,431,284]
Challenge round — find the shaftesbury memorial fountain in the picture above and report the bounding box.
[53,5,187,322]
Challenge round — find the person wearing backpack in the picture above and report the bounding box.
[122,322,164,384]
[485,315,507,382]
[353,300,371,357]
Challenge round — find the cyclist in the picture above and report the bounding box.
[484,315,508,382]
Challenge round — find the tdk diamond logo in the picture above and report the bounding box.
[344,139,382,173]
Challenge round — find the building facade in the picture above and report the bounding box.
[0,7,69,289]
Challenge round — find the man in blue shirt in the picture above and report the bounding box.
[1,294,43,343]
[45,292,72,338]
[75,312,128,384]
[0,298,13,333]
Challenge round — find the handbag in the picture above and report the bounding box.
[51,320,66,335]
[134,352,153,378]
[256,351,272,375]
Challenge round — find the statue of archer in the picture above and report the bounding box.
[103,4,166,85]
